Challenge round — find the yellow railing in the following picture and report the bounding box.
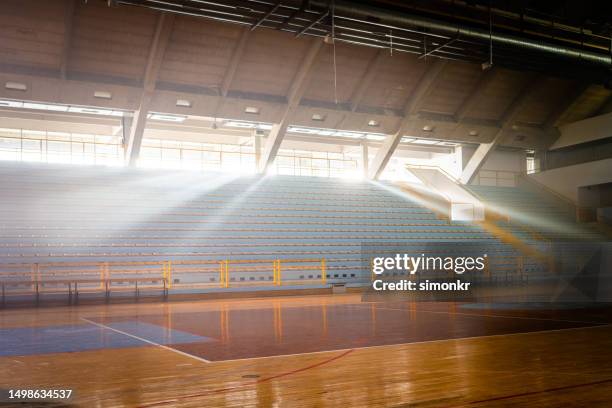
[1,254,542,298]
[0,258,332,293]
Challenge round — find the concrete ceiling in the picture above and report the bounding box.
[1,0,611,151]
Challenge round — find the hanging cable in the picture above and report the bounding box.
[489,1,493,66]
[481,1,494,70]
[331,0,338,105]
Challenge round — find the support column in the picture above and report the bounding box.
[361,142,369,177]
[368,59,448,179]
[259,38,323,172]
[253,131,262,170]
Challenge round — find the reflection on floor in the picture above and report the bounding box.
[1,294,611,407]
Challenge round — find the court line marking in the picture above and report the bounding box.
[351,303,606,325]
[80,318,211,364]
[137,323,612,407]
[212,322,612,364]
[83,304,611,366]
[138,348,355,408]
[447,377,612,407]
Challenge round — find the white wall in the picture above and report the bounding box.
[529,158,612,203]
[552,111,612,150]
[462,147,526,186]
[409,167,485,221]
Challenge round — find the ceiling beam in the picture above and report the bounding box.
[454,67,497,122]
[418,37,457,59]
[543,81,590,130]
[596,93,612,116]
[125,12,175,166]
[259,38,323,172]
[460,74,541,184]
[0,62,550,149]
[60,0,76,80]
[349,49,386,112]
[296,10,329,38]
[220,27,250,98]
[251,2,280,31]
[278,1,306,31]
[368,59,448,179]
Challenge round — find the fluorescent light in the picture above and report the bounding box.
[413,139,438,145]
[176,99,192,107]
[94,91,112,99]
[5,82,27,91]
[0,100,23,108]
[148,113,187,122]
[224,120,273,130]
[225,121,255,128]
[245,106,260,114]
[0,99,124,115]
[335,131,363,139]
[401,137,415,143]
[24,102,68,112]
[69,106,114,115]
[286,125,389,141]
[287,126,319,135]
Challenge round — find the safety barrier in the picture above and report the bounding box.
[0,253,547,306]
[0,257,334,305]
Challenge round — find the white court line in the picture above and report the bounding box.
[214,323,612,364]
[80,318,211,364]
[351,303,606,325]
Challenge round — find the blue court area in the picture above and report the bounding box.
[0,321,213,357]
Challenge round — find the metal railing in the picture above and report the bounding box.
[1,253,549,306]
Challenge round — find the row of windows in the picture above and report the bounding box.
[0,131,361,179]
[138,139,360,177]
[0,131,123,166]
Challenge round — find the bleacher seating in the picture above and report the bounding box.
[468,184,605,242]
[0,162,535,299]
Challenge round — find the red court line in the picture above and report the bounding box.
[139,348,354,407]
[449,377,612,407]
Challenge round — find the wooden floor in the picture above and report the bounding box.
[1,294,612,407]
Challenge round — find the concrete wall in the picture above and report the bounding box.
[409,167,484,221]
[461,146,526,186]
[552,111,612,150]
[528,158,612,203]
[578,183,612,207]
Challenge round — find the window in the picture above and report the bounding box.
[271,148,358,178]
[0,128,123,166]
[137,139,256,173]
[526,150,539,174]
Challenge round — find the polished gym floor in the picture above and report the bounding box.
[1,294,612,407]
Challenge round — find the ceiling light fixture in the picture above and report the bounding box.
[94,91,112,99]
[176,99,192,108]
[311,113,326,121]
[5,82,27,91]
